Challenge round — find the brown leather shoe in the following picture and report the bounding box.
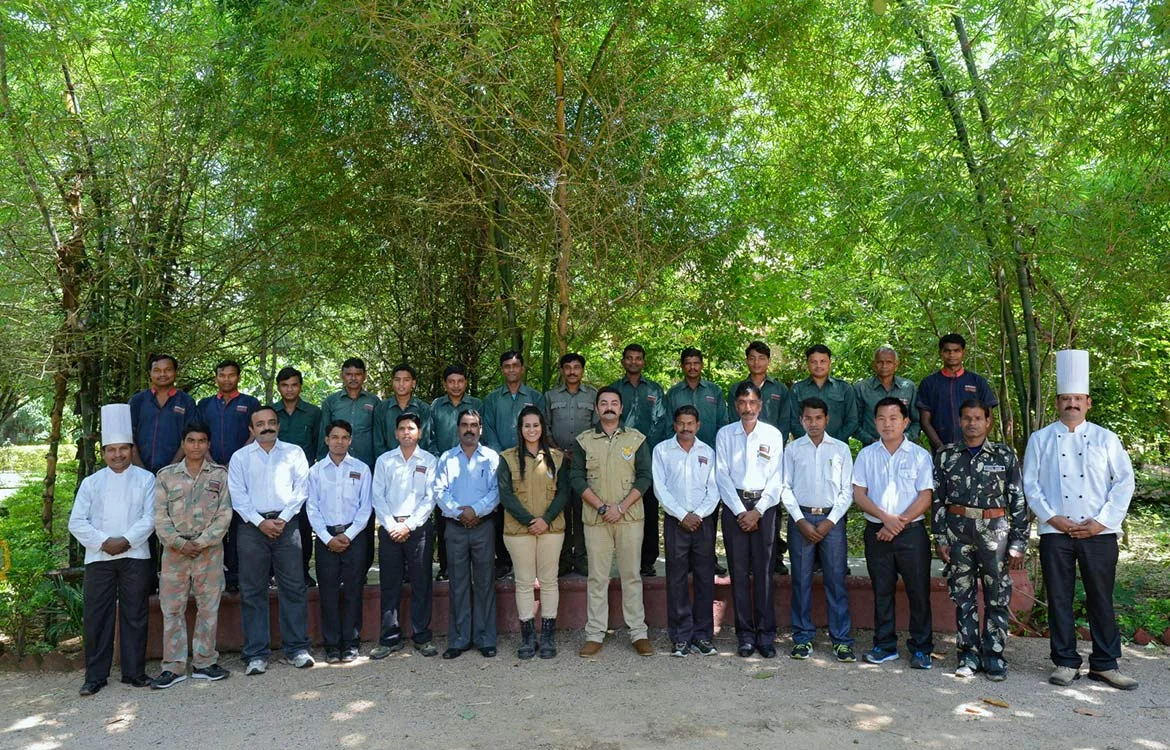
[633,639,654,657]
[578,640,604,657]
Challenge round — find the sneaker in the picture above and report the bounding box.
[955,664,976,679]
[150,671,186,690]
[863,647,899,664]
[910,651,933,670]
[370,640,405,660]
[290,651,315,669]
[671,642,690,657]
[833,644,857,663]
[985,668,1007,682]
[1088,669,1138,690]
[790,642,813,660]
[341,648,359,663]
[192,664,230,681]
[414,641,439,657]
[691,639,717,656]
[325,651,341,664]
[245,658,268,676]
[1049,665,1079,686]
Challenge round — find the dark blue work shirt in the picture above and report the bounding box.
[916,369,999,446]
[196,391,262,465]
[129,387,197,473]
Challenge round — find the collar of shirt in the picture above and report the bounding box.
[180,459,213,479]
[939,367,966,379]
[217,390,241,402]
[151,386,178,398]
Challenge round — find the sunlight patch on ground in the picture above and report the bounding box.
[4,715,50,733]
[1055,688,1101,704]
[952,702,993,718]
[330,700,376,722]
[291,690,321,700]
[338,733,365,747]
[103,704,136,734]
[1133,740,1168,750]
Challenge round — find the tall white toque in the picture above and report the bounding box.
[100,403,134,446]
[1055,349,1090,396]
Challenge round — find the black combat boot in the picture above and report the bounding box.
[539,617,557,659]
[518,619,537,659]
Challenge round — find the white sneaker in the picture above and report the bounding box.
[955,664,976,679]
[290,651,315,669]
[244,659,268,676]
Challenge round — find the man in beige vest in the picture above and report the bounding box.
[572,387,653,657]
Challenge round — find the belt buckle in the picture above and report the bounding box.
[808,507,825,516]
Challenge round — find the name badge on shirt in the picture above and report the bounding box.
[646,394,657,403]
[207,480,222,492]
[364,403,375,412]
[964,385,977,393]
[770,394,781,401]
[757,444,772,460]
[348,471,362,480]
[705,395,716,404]
[235,404,249,412]
[985,464,1005,472]
[414,465,427,475]
[698,455,708,465]
[622,446,634,461]
[173,405,186,414]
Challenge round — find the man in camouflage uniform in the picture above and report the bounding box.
[150,422,234,689]
[932,399,1027,681]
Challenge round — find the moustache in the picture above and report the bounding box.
[260,429,276,435]
[602,409,617,416]
[462,430,476,437]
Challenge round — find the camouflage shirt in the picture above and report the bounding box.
[932,441,1028,551]
[154,459,233,550]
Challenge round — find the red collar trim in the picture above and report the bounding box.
[939,367,966,378]
[151,386,177,397]
[217,390,241,401]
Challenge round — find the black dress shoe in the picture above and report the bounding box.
[442,647,466,660]
[79,680,107,696]
[479,646,497,658]
[121,674,152,687]
[713,562,728,576]
[737,644,755,658]
[774,561,789,575]
[757,644,777,659]
[305,574,317,587]
[640,566,657,577]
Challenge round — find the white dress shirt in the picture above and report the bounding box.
[779,434,853,525]
[652,436,719,519]
[227,439,310,526]
[68,465,156,564]
[306,453,372,541]
[852,438,933,522]
[715,420,785,515]
[1023,420,1134,535]
[372,446,438,531]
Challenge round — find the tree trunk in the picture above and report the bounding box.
[551,0,572,358]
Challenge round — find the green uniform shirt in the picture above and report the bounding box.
[481,383,547,452]
[319,389,380,468]
[270,399,322,466]
[429,395,485,454]
[544,383,598,459]
[932,441,1028,552]
[374,395,433,457]
[789,376,859,443]
[728,375,793,443]
[853,375,921,446]
[609,375,668,447]
[664,379,729,449]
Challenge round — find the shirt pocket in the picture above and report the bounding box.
[1085,445,1109,482]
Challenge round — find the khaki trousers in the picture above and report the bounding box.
[583,520,647,642]
[502,532,564,620]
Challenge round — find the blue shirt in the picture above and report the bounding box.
[916,369,999,446]
[433,444,500,519]
[196,392,262,465]
[129,388,197,473]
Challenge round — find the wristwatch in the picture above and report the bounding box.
[598,504,609,516]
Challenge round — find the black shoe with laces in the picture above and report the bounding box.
[192,664,230,681]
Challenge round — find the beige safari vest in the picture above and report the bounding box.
[576,427,646,526]
[501,447,567,536]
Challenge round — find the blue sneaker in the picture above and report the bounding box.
[910,651,933,670]
[863,647,899,664]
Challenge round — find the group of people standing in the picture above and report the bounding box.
[67,335,1139,697]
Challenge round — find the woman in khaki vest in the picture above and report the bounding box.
[498,405,570,658]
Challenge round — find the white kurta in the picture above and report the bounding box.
[1022,420,1134,535]
[68,465,156,564]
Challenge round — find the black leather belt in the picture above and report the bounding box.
[326,523,352,535]
[799,506,833,516]
[260,511,282,520]
[737,489,763,511]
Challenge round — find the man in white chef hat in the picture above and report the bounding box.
[1022,350,1137,690]
[68,403,157,696]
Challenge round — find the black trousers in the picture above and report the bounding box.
[82,558,151,683]
[295,507,314,581]
[559,486,588,571]
[1039,533,1121,671]
[493,506,511,569]
[435,511,449,573]
[359,510,376,580]
[224,512,242,587]
[315,531,369,652]
[721,505,778,646]
[864,521,933,654]
[378,520,434,645]
[641,486,660,571]
[664,513,716,643]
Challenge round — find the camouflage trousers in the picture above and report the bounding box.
[944,515,1013,669]
[159,544,225,674]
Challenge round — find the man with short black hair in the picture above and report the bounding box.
[151,421,233,689]
[545,352,598,576]
[429,364,483,581]
[196,359,261,592]
[715,381,785,658]
[270,366,322,585]
[228,406,314,675]
[789,345,858,443]
[308,419,371,663]
[665,348,728,449]
[371,412,439,659]
[917,334,998,452]
[610,344,668,578]
[375,363,433,456]
[852,397,935,669]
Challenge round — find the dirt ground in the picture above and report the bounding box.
[0,633,1166,750]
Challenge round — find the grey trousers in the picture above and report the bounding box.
[445,517,497,649]
[238,520,309,661]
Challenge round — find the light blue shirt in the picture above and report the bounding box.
[433,443,500,519]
